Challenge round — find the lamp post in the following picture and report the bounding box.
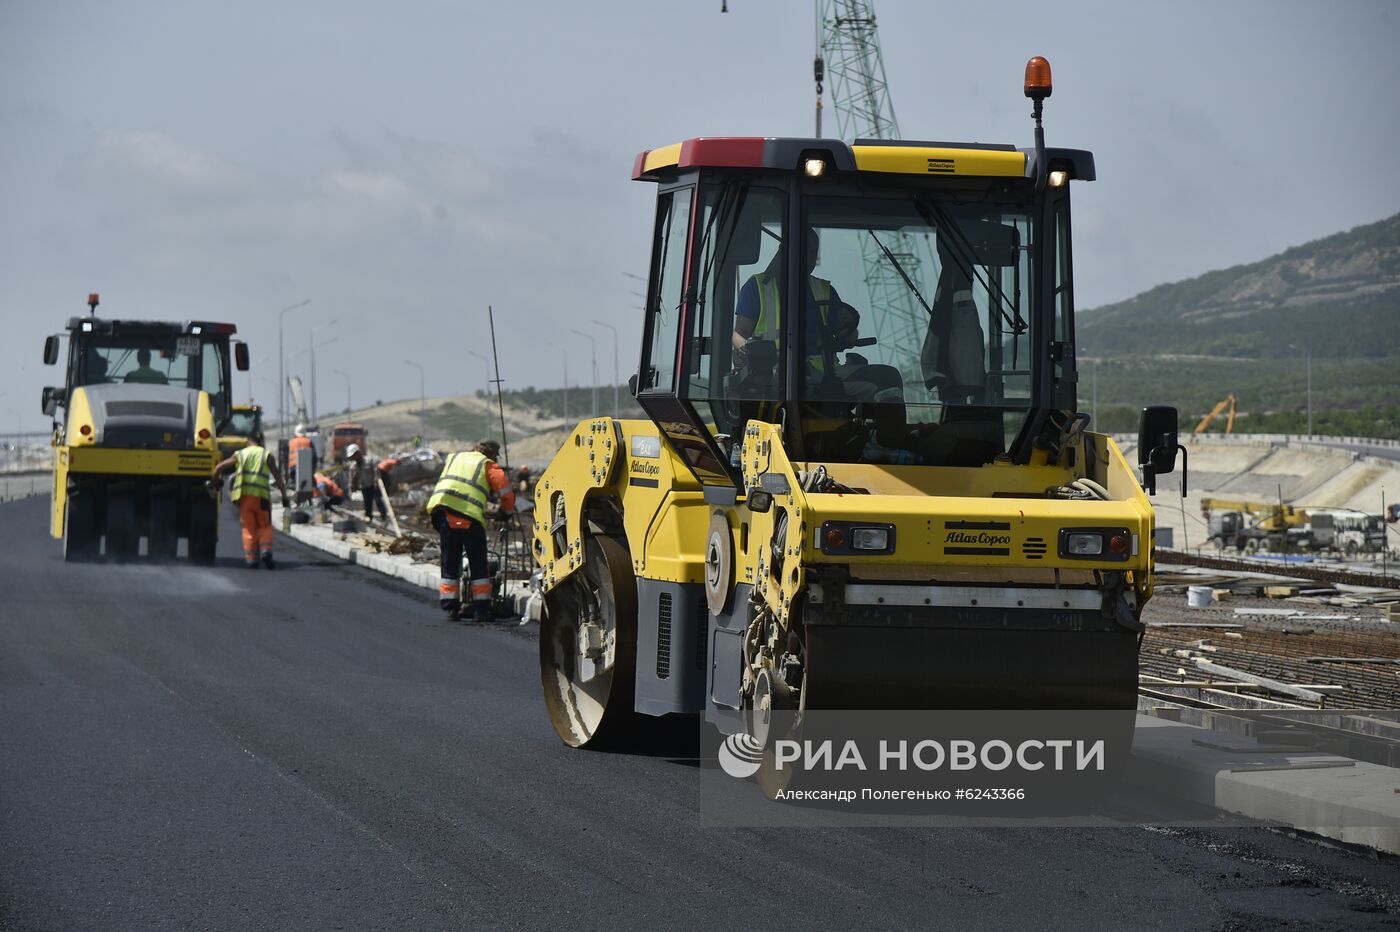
[592,319,620,419]
[276,299,311,444]
[308,319,337,425]
[570,328,597,415]
[332,368,351,414]
[405,360,425,414]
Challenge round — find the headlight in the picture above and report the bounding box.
[1065,532,1103,556]
[851,527,890,551]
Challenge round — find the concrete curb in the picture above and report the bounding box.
[1130,716,1400,854]
[272,507,439,591]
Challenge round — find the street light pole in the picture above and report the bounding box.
[276,299,311,445]
[592,319,620,419]
[332,368,351,414]
[308,320,337,425]
[405,360,425,414]
[570,329,597,415]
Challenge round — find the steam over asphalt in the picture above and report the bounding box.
[2,495,1398,928]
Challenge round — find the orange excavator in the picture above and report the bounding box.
[1194,394,1237,434]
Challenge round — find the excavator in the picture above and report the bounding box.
[532,58,1182,748]
[1194,394,1237,434]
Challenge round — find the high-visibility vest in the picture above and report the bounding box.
[751,273,834,373]
[232,445,271,501]
[288,436,312,469]
[426,451,492,524]
[314,473,343,498]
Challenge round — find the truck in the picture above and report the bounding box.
[530,57,1181,749]
[41,294,250,563]
[1201,497,1307,553]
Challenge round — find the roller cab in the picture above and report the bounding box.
[534,60,1181,748]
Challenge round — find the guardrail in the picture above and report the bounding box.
[0,472,49,503]
[1110,433,1400,452]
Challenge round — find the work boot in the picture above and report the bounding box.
[473,602,492,624]
[261,552,276,570]
[245,560,259,570]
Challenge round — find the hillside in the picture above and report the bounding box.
[1078,212,1400,358]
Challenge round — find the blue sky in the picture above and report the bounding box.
[2,0,1396,428]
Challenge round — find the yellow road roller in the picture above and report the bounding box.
[533,58,1183,747]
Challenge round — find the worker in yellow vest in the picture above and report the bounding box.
[426,438,515,621]
[213,429,290,569]
[731,228,852,376]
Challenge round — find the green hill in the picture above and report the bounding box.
[1079,212,1400,359]
[1077,212,1400,436]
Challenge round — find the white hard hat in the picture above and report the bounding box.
[294,424,307,437]
[345,443,361,458]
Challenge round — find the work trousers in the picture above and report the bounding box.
[361,484,387,520]
[432,509,490,613]
[237,496,273,565]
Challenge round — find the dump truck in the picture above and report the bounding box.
[41,294,250,562]
[532,58,1182,748]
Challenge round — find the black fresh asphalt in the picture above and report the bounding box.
[2,494,1398,929]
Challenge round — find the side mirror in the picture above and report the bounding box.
[234,341,250,371]
[746,489,773,513]
[42,386,65,417]
[43,335,60,365]
[1137,405,1187,496]
[627,372,639,396]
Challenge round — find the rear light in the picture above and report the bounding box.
[198,428,211,440]
[826,527,846,549]
[1108,533,1130,555]
[78,424,92,437]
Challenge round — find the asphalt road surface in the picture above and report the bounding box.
[3,494,1399,930]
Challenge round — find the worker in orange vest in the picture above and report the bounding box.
[287,424,314,481]
[313,471,345,512]
[213,429,290,569]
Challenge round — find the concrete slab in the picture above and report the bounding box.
[1130,715,1400,854]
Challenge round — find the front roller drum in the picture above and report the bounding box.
[539,535,637,748]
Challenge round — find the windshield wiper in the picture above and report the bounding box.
[867,229,934,318]
[914,196,1028,339]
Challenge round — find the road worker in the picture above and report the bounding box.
[287,424,313,472]
[313,471,345,511]
[345,443,389,522]
[213,429,290,569]
[426,438,515,622]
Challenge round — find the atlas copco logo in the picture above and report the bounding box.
[945,531,1012,545]
[717,732,765,778]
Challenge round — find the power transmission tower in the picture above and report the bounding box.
[816,0,931,385]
